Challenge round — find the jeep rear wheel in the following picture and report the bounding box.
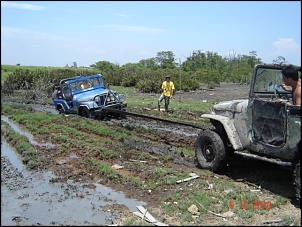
[59,108,65,114]
[195,129,227,173]
[293,162,301,203]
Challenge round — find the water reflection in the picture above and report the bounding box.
[1,115,147,225]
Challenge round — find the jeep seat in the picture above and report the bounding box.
[63,87,73,106]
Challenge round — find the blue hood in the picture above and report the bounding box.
[73,87,109,102]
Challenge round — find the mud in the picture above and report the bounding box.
[1,124,146,226]
[1,82,301,226]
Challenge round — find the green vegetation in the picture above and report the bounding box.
[281,215,300,226]
[1,56,299,225]
[1,103,297,225]
[1,49,265,98]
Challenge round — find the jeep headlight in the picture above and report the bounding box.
[108,93,115,101]
[119,94,125,102]
[95,96,101,102]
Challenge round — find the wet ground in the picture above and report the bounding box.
[1,83,301,226]
[1,116,147,226]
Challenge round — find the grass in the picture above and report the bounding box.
[1,83,300,225]
[1,107,298,225]
[111,85,215,115]
[281,215,300,226]
[1,66,215,126]
[96,162,120,179]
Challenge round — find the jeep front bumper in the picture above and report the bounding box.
[94,103,127,114]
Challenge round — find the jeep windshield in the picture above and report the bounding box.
[254,66,286,93]
[67,76,104,92]
[249,64,293,101]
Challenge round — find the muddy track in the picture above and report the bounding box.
[2,100,299,204]
[2,98,202,166]
[1,83,301,225]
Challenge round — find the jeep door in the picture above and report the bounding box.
[247,65,289,152]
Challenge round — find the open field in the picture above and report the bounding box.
[1,83,301,226]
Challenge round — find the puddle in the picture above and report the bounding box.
[1,140,26,175]
[1,115,55,148]
[1,115,147,225]
[31,104,59,115]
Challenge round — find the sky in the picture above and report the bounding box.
[1,1,301,67]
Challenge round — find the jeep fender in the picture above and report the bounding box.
[78,104,90,113]
[54,100,69,112]
[201,114,243,150]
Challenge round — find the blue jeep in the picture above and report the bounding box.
[52,74,127,119]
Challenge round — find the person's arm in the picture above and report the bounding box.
[170,89,174,98]
[276,99,292,106]
[281,84,292,92]
[170,82,175,98]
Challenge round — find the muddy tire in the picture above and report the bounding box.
[59,108,65,114]
[119,111,127,119]
[195,129,227,173]
[293,162,301,203]
[82,107,94,118]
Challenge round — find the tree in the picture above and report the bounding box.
[139,58,158,70]
[91,60,119,72]
[182,50,207,72]
[273,56,287,65]
[155,51,177,69]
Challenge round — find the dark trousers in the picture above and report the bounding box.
[158,94,170,111]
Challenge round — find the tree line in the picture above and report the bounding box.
[89,50,287,91]
[2,49,289,98]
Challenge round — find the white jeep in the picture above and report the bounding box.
[195,64,301,202]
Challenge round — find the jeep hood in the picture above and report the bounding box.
[211,99,248,113]
[74,88,110,102]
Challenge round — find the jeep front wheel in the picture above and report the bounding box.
[195,129,227,173]
[82,107,94,118]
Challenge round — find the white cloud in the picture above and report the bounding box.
[1,27,63,41]
[1,1,47,10]
[100,24,166,35]
[272,38,300,53]
[270,38,301,64]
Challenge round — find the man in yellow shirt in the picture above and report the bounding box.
[158,75,175,112]
[81,80,92,89]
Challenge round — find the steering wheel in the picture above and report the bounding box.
[275,85,291,102]
[274,85,282,99]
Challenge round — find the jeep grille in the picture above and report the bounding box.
[94,93,118,106]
